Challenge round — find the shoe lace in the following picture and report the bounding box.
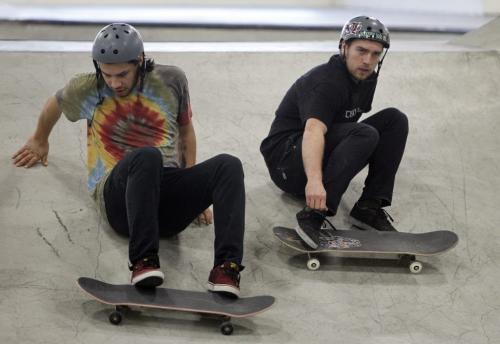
[222,263,240,282]
[377,208,394,223]
[130,256,159,271]
[308,208,337,231]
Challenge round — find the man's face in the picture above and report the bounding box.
[99,61,141,97]
[342,39,384,81]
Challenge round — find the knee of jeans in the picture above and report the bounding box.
[129,147,163,169]
[386,107,409,132]
[356,123,380,146]
[215,154,244,178]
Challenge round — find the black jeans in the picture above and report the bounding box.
[267,108,408,214]
[103,147,245,267]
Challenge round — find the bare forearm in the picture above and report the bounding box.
[302,127,325,183]
[302,118,328,210]
[34,96,62,142]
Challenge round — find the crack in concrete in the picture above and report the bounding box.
[93,218,103,278]
[36,227,60,258]
[53,210,74,244]
[189,262,204,289]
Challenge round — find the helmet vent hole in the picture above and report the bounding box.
[115,34,119,39]
[113,27,117,31]
[113,49,119,54]
[379,29,383,33]
[100,49,105,54]
[124,30,129,34]
[367,26,372,31]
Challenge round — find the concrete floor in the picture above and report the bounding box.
[1,22,500,344]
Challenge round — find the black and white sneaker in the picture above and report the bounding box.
[295,207,329,249]
[350,201,397,232]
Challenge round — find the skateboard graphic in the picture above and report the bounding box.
[77,277,275,335]
[273,226,458,273]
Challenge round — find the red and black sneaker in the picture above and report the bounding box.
[207,262,241,297]
[130,255,164,288]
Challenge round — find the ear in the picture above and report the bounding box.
[340,41,347,55]
[134,53,144,67]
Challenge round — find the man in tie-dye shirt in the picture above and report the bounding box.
[12,23,245,297]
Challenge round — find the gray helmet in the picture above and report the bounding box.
[340,16,390,49]
[92,23,144,63]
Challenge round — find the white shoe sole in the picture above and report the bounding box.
[350,217,377,231]
[206,282,240,297]
[350,216,397,232]
[294,226,319,249]
[132,270,165,287]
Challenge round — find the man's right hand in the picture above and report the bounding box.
[12,136,49,168]
[12,95,61,168]
[305,179,327,210]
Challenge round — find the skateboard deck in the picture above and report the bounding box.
[273,226,458,273]
[77,277,275,335]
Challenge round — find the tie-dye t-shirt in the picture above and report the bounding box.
[55,64,192,204]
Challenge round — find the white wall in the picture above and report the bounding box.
[3,0,498,15]
[336,0,484,15]
[484,0,500,14]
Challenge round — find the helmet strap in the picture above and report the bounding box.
[339,40,348,61]
[92,60,104,105]
[138,53,147,92]
[375,48,389,75]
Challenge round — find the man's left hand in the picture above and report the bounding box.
[196,208,213,226]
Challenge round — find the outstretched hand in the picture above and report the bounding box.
[12,136,49,168]
[195,208,213,226]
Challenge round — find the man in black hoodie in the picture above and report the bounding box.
[260,16,408,249]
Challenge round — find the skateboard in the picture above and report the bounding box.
[77,277,275,335]
[273,226,458,273]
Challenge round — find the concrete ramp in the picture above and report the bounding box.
[1,46,500,342]
[451,16,500,49]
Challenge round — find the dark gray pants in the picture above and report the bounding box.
[266,108,408,214]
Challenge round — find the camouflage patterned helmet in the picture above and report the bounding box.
[340,16,390,49]
[92,23,144,63]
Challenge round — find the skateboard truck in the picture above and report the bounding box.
[306,252,424,273]
[108,305,235,335]
[398,254,423,274]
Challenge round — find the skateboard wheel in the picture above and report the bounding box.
[220,322,233,335]
[307,258,320,271]
[109,311,122,325]
[116,305,130,313]
[409,261,423,274]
